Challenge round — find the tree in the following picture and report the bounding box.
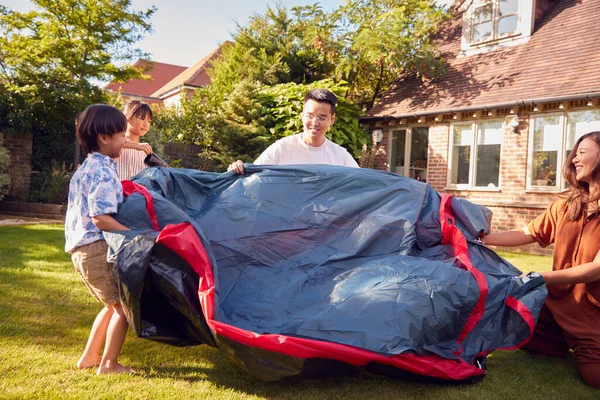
[205,0,447,111]
[0,0,155,170]
[335,0,447,109]
[0,133,10,200]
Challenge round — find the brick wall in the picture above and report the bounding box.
[365,114,563,255]
[2,130,33,200]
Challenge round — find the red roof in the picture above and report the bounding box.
[151,41,233,99]
[104,60,187,97]
[365,0,600,119]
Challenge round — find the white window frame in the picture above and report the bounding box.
[447,119,505,190]
[388,126,429,181]
[471,0,519,44]
[527,109,600,192]
[526,112,566,192]
[460,0,535,57]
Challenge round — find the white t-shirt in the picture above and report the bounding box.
[254,133,359,168]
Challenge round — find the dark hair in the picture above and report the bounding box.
[304,89,338,114]
[123,99,153,121]
[562,131,600,221]
[76,104,127,154]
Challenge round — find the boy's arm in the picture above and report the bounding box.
[541,248,600,285]
[123,140,152,155]
[92,214,130,231]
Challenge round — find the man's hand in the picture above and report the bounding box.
[227,160,244,174]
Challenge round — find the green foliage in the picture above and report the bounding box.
[334,0,448,109]
[208,0,447,111]
[0,133,11,200]
[29,160,73,204]
[152,79,368,171]
[259,80,367,157]
[153,0,446,169]
[0,0,154,179]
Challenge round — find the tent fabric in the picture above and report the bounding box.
[104,165,547,382]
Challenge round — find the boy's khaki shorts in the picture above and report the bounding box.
[71,240,120,307]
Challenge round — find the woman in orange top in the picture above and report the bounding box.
[483,131,600,389]
[115,100,153,180]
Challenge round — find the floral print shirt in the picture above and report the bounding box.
[64,152,123,252]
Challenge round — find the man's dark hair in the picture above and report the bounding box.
[76,104,127,154]
[304,89,338,114]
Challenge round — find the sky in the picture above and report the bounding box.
[3,1,454,67]
[3,0,343,67]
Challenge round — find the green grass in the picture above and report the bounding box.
[0,224,596,399]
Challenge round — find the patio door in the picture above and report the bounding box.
[390,127,429,182]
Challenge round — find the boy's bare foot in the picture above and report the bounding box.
[96,361,137,375]
[77,354,101,369]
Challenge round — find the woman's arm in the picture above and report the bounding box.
[92,214,130,231]
[541,249,600,285]
[481,226,536,247]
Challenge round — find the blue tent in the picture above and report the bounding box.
[105,165,547,383]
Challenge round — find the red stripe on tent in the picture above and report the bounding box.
[122,180,160,231]
[157,221,486,381]
[473,294,537,359]
[502,295,536,350]
[440,194,489,346]
[156,223,215,320]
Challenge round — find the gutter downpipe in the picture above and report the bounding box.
[360,92,600,122]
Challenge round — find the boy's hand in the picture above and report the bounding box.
[137,143,152,155]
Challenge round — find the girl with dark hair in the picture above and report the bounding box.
[483,131,600,389]
[115,100,153,180]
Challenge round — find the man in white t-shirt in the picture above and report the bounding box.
[227,89,359,174]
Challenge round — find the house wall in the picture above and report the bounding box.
[1,130,33,200]
[366,105,600,255]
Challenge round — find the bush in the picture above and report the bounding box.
[29,161,73,204]
[0,134,11,200]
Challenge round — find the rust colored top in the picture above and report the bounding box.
[527,199,600,338]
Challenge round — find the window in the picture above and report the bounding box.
[449,120,504,189]
[528,110,600,190]
[390,127,429,182]
[471,0,519,43]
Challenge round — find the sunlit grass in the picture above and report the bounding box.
[0,224,596,399]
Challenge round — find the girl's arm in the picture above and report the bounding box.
[92,214,130,231]
[122,140,152,155]
[481,226,536,247]
[541,249,600,285]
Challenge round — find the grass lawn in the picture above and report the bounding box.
[0,224,597,399]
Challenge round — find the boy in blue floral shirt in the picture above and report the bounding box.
[65,104,134,375]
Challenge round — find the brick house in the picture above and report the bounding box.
[362,0,600,254]
[105,42,232,107]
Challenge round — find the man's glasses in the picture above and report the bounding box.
[303,113,330,123]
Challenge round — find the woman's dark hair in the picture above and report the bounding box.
[123,100,153,121]
[304,89,338,114]
[562,131,600,221]
[76,104,127,154]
